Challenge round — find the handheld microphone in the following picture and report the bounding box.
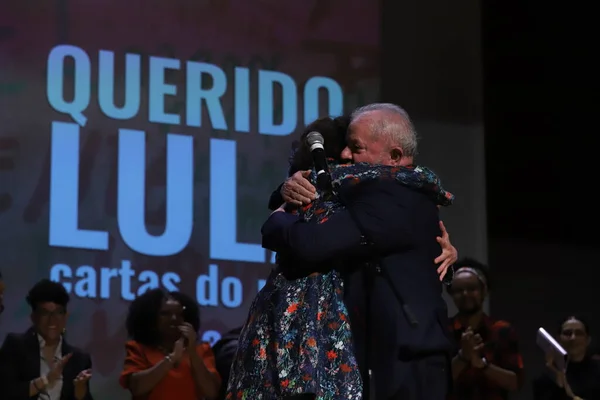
[306,131,332,191]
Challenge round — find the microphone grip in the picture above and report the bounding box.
[316,172,332,192]
[311,148,331,192]
[311,148,328,174]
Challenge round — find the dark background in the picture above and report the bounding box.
[383,0,596,399]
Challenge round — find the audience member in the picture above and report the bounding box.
[447,258,524,399]
[0,279,93,400]
[533,315,600,399]
[120,289,220,400]
[211,326,243,400]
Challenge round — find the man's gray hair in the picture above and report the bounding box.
[350,103,418,157]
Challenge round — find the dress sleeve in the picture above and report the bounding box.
[197,343,221,384]
[119,341,150,389]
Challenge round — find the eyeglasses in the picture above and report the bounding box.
[37,309,66,318]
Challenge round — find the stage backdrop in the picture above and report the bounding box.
[1,0,488,398]
[0,1,381,398]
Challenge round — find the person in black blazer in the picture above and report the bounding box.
[0,279,93,400]
[263,103,456,399]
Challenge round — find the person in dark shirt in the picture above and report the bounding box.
[447,258,524,400]
[211,326,242,400]
[533,316,600,400]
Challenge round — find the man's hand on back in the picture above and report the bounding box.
[434,221,457,281]
[281,170,316,206]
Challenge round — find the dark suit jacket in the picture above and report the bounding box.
[0,328,93,400]
[264,179,453,398]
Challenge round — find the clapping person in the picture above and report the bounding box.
[0,279,93,400]
[119,289,220,400]
[533,316,600,400]
[447,259,524,399]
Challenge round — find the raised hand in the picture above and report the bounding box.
[170,338,186,364]
[178,323,198,355]
[460,327,479,361]
[73,369,92,400]
[47,353,72,383]
[434,221,457,281]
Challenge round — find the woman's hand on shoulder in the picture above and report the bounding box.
[434,221,457,281]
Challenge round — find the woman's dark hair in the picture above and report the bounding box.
[288,115,350,176]
[125,289,201,347]
[26,279,70,311]
[559,315,591,335]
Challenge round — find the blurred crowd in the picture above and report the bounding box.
[0,260,598,400]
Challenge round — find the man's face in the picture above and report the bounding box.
[450,271,485,315]
[341,113,393,165]
[31,302,68,341]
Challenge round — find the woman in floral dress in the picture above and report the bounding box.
[226,116,455,400]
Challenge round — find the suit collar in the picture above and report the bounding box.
[25,327,73,356]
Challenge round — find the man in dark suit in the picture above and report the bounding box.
[0,279,93,400]
[263,103,454,399]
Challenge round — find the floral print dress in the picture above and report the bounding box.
[226,162,453,400]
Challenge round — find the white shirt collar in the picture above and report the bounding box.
[37,334,63,357]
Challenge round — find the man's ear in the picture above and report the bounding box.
[389,147,404,165]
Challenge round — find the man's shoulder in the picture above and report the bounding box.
[1,331,26,346]
[2,329,36,346]
[339,177,432,205]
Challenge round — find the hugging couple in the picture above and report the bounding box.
[227,103,458,400]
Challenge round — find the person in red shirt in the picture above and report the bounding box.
[120,289,221,400]
[447,258,524,400]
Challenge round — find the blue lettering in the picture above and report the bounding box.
[220,276,242,308]
[202,330,222,346]
[98,50,141,120]
[46,45,90,126]
[234,67,250,132]
[137,270,159,295]
[257,279,266,292]
[117,129,193,256]
[74,265,96,298]
[186,61,227,129]
[49,122,109,250]
[258,70,297,135]
[196,264,219,306]
[50,264,72,293]
[161,272,181,292]
[303,76,344,123]
[148,56,180,124]
[209,139,265,262]
[100,267,119,299]
[119,260,136,301]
